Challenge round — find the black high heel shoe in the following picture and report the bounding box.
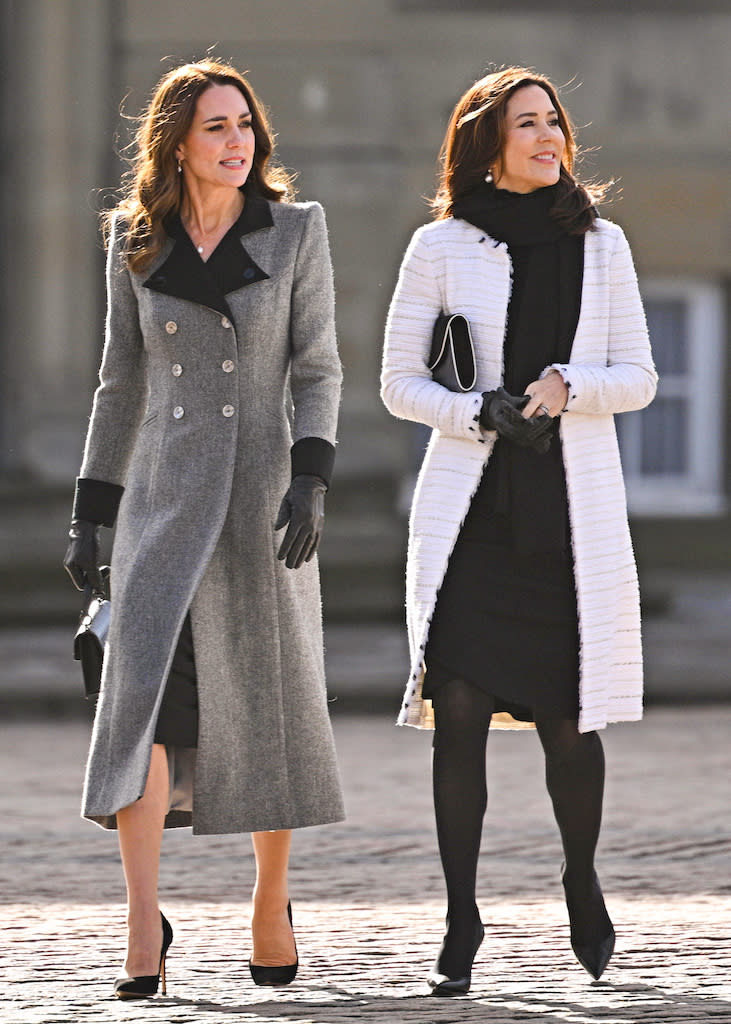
[562,866,615,980]
[114,911,173,1000]
[249,901,298,986]
[427,913,485,996]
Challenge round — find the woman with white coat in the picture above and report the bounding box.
[381,67,657,995]
[63,59,344,998]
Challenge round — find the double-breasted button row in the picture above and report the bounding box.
[172,405,234,419]
[166,317,232,333]
[170,361,235,375]
[165,317,235,419]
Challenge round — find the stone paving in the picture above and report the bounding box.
[1,707,729,1023]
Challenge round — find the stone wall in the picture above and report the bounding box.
[0,0,729,618]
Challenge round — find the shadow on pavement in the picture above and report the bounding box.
[161,980,731,1023]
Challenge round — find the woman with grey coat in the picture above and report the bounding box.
[63,59,344,998]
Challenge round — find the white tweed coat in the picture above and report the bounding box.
[381,215,658,733]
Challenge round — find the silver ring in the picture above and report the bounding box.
[539,403,551,416]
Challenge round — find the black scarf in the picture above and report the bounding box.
[453,182,585,557]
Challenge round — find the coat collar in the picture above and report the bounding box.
[142,191,273,317]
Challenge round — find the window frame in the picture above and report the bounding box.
[619,277,726,517]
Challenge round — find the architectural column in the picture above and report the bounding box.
[1,0,117,481]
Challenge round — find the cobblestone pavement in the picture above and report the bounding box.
[1,707,729,1023]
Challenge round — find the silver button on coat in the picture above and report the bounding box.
[222,360,235,373]
[172,364,183,377]
[220,316,232,329]
[173,406,184,419]
[222,404,235,417]
[165,321,178,334]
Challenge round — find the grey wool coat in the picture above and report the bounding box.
[78,196,345,835]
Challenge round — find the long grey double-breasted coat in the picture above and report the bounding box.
[78,196,345,835]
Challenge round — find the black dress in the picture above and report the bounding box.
[423,183,585,722]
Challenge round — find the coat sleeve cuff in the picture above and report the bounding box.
[542,364,574,411]
[72,477,125,527]
[291,437,336,488]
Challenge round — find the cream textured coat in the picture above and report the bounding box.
[381,216,657,733]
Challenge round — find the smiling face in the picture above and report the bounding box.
[175,83,255,193]
[493,84,566,194]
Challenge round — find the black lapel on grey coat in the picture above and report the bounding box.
[143,193,274,316]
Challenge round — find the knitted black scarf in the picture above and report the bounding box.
[453,182,585,557]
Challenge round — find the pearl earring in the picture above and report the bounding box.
[177,160,182,174]
[485,170,493,184]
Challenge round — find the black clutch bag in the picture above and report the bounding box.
[73,567,111,700]
[428,313,477,393]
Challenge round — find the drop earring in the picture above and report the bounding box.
[485,169,493,184]
[177,159,182,174]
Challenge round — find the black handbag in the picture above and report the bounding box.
[73,567,111,700]
[428,313,477,393]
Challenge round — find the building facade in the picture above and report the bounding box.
[1,0,729,633]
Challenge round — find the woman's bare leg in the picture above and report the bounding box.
[116,742,169,977]
[250,829,296,966]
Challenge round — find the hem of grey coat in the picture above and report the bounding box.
[83,809,347,834]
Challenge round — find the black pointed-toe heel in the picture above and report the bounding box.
[427,914,485,996]
[562,867,615,980]
[114,912,173,1000]
[249,901,298,987]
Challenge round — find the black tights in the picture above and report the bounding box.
[431,678,605,972]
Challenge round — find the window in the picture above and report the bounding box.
[618,280,726,516]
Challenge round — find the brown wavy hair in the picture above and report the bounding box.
[432,67,609,234]
[106,59,295,272]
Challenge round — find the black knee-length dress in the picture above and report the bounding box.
[423,183,585,722]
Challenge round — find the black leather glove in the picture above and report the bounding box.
[63,519,102,591]
[480,387,554,454]
[275,474,327,570]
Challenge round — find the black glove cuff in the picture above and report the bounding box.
[479,391,497,430]
[290,437,335,488]
[72,477,124,527]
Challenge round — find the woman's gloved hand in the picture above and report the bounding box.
[63,519,102,591]
[275,474,327,569]
[480,387,553,454]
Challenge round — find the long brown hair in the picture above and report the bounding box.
[107,59,295,272]
[432,67,609,234]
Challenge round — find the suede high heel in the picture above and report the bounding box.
[427,912,485,996]
[114,911,173,1000]
[249,901,298,986]
[562,866,615,980]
